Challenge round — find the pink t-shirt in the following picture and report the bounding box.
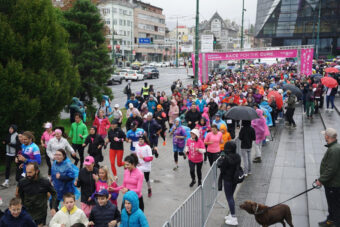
[41,131,55,148]
[204,131,222,153]
[114,168,144,198]
[186,138,205,163]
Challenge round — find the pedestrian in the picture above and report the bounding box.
[219,124,232,152]
[285,90,296,128]
[91,166,119,206]
[185,129,205,187]
[212,113,227,130]
[40,122,55,177]
[238,120,256,176]
[0,197,36,227]
[195,93,206,113]
[83,126,105,168]
[49,193,89,227]
[47,129,76,168]
[306,85,315,119]
[207,98,219,120]
[126,110,143,131]
[170,118,187,170]
[141,82,150,100]
[112,154,144,211]
[219,141,241,226]
[96,99,112,118]
[93,110,111,139]
[142,112,161,158]
[18,131,41,175]
[88,189,121,227]
[135,92,145,112]
[120,191,149,227]
[326,86,338,111]
[112,104,123,128]
[135,135,154,197]
[124,80,132,100]
[51,149,79,209]
[16,162,57,227]
[154,104,167,145]
[168,100,179,129]
[126,103,141,119]
[106,119,126,179]
[75,156,98,218]
[2,124,20,187]
[185,103,202,130]
[125,94,139,110]
[146,96,157,114]
[316,128,340,227]
[69,113,88,168]
[204,124,223,166]
[251,109,270,163]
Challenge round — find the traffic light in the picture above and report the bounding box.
[213,36,217,44]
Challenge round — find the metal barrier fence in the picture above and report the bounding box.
[163,160,220,227]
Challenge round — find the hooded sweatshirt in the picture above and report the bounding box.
[120,191,149,227]
[220,141,241,182]
[5,124,20,156]
[219,124,231,151]
[251,109,270,144]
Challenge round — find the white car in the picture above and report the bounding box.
[119,69,129,81]
[149,62,157,67]
[125,70,144,81]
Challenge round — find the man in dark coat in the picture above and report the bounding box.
[185,103,202,129]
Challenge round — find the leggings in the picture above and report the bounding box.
[109,149,125,176]
[207,152,220,166]
[224,181,237,215]
[71,144,84,168]
[188,160,203,181]
[5,155,15,180]
[45,151,52,176]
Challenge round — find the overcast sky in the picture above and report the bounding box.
[143,0,258,29]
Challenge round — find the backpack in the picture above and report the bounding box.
[233,164,245,184]
[123,85,128,94]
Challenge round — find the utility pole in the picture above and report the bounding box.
[311,6,317,55]
[176,17,179,68]
[240,0,245,70]
[315,0,321,60]
[131,22,133,62]
[194,0,199,86]
[112,7,115,68]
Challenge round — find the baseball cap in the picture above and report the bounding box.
[44,122,52,129]
[83,156,95,166]
[321,128,337,138]
[95,189,109,197]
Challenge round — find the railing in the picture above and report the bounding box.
[162,160,220,227]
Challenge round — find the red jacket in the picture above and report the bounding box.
[93,116,110,136]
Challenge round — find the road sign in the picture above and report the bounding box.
[201,35,213,52]
[139,38,151,44]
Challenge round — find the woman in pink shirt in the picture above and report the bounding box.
[111,153,144,211]
[93,110,111,139]
[168,100,179,129]
[185,129,205,187]
[40,122,55,176]
[204,124,223,166]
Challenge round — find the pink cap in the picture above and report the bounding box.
[83,156,95,166]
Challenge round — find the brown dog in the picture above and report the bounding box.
[240,200,294,227]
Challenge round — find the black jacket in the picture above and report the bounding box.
[126,116,143,131]
[107,127,126,150]
[238,125,256,149]
[89,201,121,227]
[84,134,104,161]
[185,110,202,129]
[220,143,241,182]
[207,101,218,118]
[76,167,98,205]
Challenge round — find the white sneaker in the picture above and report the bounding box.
[225,216,238,225]
[224,214,232,220]
[1,181,9,188]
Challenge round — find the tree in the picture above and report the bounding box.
[0,0,79,137]
[62,0,113,109]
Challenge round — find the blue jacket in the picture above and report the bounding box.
[195,99,206,113]
[147,100,157,114]
[0,208,36,227]
[51,158,79,201]
[120,191,149,227]
[212,119,227,130]
[89,201,121,227]
[259,101,273,127]
[125,99,139,109]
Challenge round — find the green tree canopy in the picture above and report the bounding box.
[62,0,113,107]
[0,0,79,136]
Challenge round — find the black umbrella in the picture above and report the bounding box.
[224,106,259,121]
[313,75,322,82]
[282,84,302,99]
[311,73,322,78]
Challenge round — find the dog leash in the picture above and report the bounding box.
[254,180,321,215]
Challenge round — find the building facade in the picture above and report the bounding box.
[97,0,134,63]
[133,0,166,62]
[255,0,340,57]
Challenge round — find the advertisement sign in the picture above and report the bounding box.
[300,48,314,76]
[201,35,213,53]
[181,45,193,53]
[139,38,151,44]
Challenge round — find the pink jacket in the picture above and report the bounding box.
[93,116,110,136]
[202,107,211,127]
[114,168,144,198]
[169,101,179,124]
[186,138,205,163]
[41,131,55,148]
[251,109,270,144]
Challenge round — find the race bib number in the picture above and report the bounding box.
[227,120,232,124]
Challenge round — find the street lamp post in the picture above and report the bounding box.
[240,0,245,70]
[194,0,199,86]
[176,17,179,68]
[315,0,321,60]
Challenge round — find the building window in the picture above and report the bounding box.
[119,19,123,25]
[105,20,110,25]
[113,19,117,25]
[102,8,110,15]
[119,9,123,15]
[113,8,117,13]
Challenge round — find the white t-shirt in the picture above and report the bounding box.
[136,144,153,172]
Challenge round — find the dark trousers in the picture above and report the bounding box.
[286,108,296,126]
[270,110,277,126]
[326,95,335,109]
[224,180,237,215]
[71,144,84,168]
[315,98,321,114]
[207,152,220,166]
[45,152,52,176]
[325,187,340,226]
[188,160,203,182]
[5,155,15,179]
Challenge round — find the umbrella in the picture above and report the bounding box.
[321,77,338,88]
[225,106,259,121]
[283,84,302,98]
[313,75,322,82]
[311,73,322,78]
[325,67,340,74]
[267,91,283,110]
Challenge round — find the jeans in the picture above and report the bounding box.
[207,152,220,166]
[255,143,262,158]
[325,187,340,226]
[326,95,335,109]
[240,149,251,174]
[286,107,296,126]
[188,160,203,182]
[224,181,237,215]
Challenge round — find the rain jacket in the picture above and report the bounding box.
[259,101,273,127]
[49,205,88,227]
[120,191,149,227]
[195,98,206,113]
[202,107,211,127]
[69,120,88,144]
[52,158,79,201]
[219,124,232,151]
[319,140,340,187]
[186,138,205,163]
[0,207,36,227]
[170,118,187,148]
[251,109,270,144]
[93,116,110,137]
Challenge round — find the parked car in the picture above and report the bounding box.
[119,69,129,80]
[107,73,123,85]
[149,62,157,67]
[155,62,164,68]
[125,70,144,81]
[143,67,159,79]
